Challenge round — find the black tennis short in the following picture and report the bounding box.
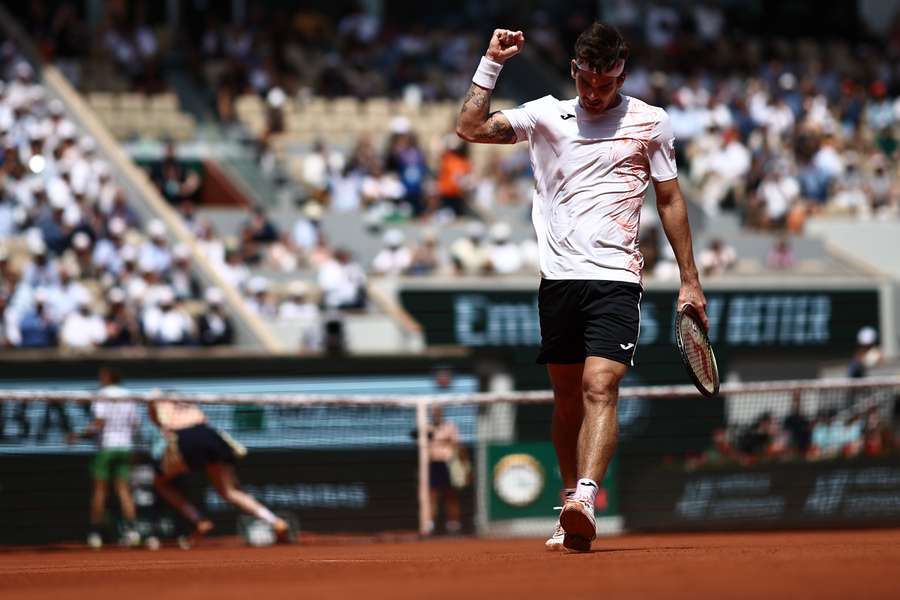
[536,279,642,366]
[176,424,236,472]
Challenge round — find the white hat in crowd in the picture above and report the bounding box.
[147,219,167,239]
[857,326,877,346]
[490,222,512,242]
[205,287,224,305]
[107,287,126,304]
[247,276,269,294]
[383,228,405,247]
[287,280,309,297]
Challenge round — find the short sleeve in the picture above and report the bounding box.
[500,96,550,143]
[648,109,678,182]
[92,402,108,420]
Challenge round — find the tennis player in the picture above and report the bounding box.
[148,397,289,543]
[67,366,141,548]
[457,22,708,552]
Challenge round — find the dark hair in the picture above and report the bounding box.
[99,365,121,384]
[574,22,629,74]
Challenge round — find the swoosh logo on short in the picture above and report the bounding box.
[620,343,635,350]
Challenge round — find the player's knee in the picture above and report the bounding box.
[582,377,618,407]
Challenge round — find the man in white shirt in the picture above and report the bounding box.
[456,23,707,552]
[67,367,140,548]
[371,228,412,276]
[60,292,106,349]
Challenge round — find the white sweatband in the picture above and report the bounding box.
[472,56,503,90]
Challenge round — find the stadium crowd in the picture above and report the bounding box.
[8,2,900,354]
[692,399,896,470]
[0,44,235,350]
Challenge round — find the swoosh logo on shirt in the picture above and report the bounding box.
[560,113,576,120]
[620,343,635,350]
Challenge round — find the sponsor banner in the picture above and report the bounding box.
[487,441,618,521]
[400,288,879,353]
[621,457,900,531]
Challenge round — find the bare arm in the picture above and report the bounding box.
[654,177,709,329]
[455,29,523,145]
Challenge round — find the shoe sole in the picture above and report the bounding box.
[559,506,596,540]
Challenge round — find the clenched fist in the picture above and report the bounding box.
[486,29,524,64]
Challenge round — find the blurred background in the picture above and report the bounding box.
[0,0,899,546]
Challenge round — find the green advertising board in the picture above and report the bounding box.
[487,441,618,521]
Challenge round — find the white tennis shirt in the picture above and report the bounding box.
[92,385,139,450]
[502,95,677,284]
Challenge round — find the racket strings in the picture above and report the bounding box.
[680,321,715,391]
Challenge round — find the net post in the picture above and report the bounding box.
[416,396,431,537]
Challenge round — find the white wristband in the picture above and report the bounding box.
[472,56,503,90]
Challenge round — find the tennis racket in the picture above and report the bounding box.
[674,304,719,397]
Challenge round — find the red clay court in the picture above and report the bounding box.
[3,529,899,600]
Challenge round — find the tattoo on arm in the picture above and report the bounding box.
[458,84,516,143]
[483,112,517,143]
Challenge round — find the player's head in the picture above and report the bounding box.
[571,22,628,115]
[99,365,121,386]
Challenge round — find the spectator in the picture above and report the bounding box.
[242,205,279,244]
[425,405,463,535]
[292,202,324,255]
[143,287,194,346]
[810,410,842,460]
[139,219,172,275]
[407,228,443,276]
[278,281,320,321]
[371,228,412,276]
[168,243,200,300]
[487,222,523,274]
[862,406,892,456]
[151,142,200,207]
[766,236,796,270]
[102,287,141,347]
[450,222,491,275]
[698,238,737,277]
[245,276,277,317]
[782,394,811,454]
[16,289,58,348]
[197,287,234,346]
[435,139,472,218]
[22,238,60,289]
[847,326,883,378]
[318,248,367,310]
[60,291,106,349]
[385,122,428,216]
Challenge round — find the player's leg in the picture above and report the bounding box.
[153,463,211,535]
[112,452,140,546]
[444,487,462,534]
[548,363,584,489]
[205,463,289,538]
[88,451,110,547]
[88,479,108,547]
[559,357,626,550]
[560,281,640,551]
[537,278,585,549]
[545,363,584,549]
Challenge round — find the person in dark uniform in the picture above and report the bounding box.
[148,398,288,542]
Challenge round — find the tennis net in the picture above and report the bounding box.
[1,376,899,545]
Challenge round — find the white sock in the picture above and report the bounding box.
[253,506,279,526]
[561,488,576,504]
[575,478,599,505]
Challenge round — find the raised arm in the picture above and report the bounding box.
[456,29,524,145]
[653,177,709,329]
